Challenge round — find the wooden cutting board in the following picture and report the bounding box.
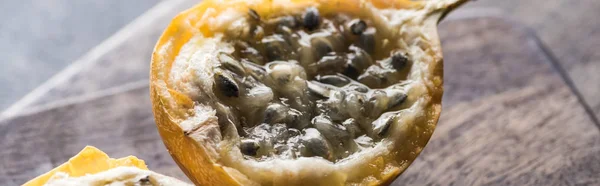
[1,9,599,186]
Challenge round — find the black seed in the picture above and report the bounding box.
[350,20,367,35]
[318,75,350,87]
[388,92,407,108]
[139,176,151,185]
[215,74,239,97]
[357,29,376,54]
[240,139,260,156]
[300,128,331,159]
[348,46,374,69]
[314,55,345,74]
[263,104,289,124]
[312,115,351,145]
[307,81,332,99]
[390,53,409,70]
[343,64,360,79]
[345,83,369,93]
[241,60,266,79]
[357,73,382,88]
[373,113,395,137]
[303,7,320,30]
[218,53,246,75]
[312,38,334,59]
[378,122,391,137]
[342,118,362,137]
[287,128,301,137]
[265,43,285,61]
[263,35,293,61]
[248,9,260,22]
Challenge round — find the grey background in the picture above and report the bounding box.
[0,0,160,111]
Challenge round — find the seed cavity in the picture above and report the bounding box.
[317,74,350,87]
[302,8,320,30]
[241,139,260,156]
[211,8,414,161]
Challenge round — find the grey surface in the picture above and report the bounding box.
[0,0,198,116]
[0,0,160,111]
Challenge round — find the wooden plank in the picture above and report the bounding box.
[1,16,598,186]
[396,84,600,185]
[0,87,190,185]
[393,17,600,185]
[464,0,600,131]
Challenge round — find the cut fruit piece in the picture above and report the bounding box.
[150,0,467,185]
[23,146,190,186]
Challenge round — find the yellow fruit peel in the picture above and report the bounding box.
[23,146,147,186]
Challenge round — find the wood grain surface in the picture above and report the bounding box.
[465,0,600,132]
[1,10,599,186]
[394,17,600,186]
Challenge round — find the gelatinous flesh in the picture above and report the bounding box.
[213,8,413,162]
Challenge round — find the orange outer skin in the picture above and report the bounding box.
[23,146,148,186]
[150,0,466,185]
